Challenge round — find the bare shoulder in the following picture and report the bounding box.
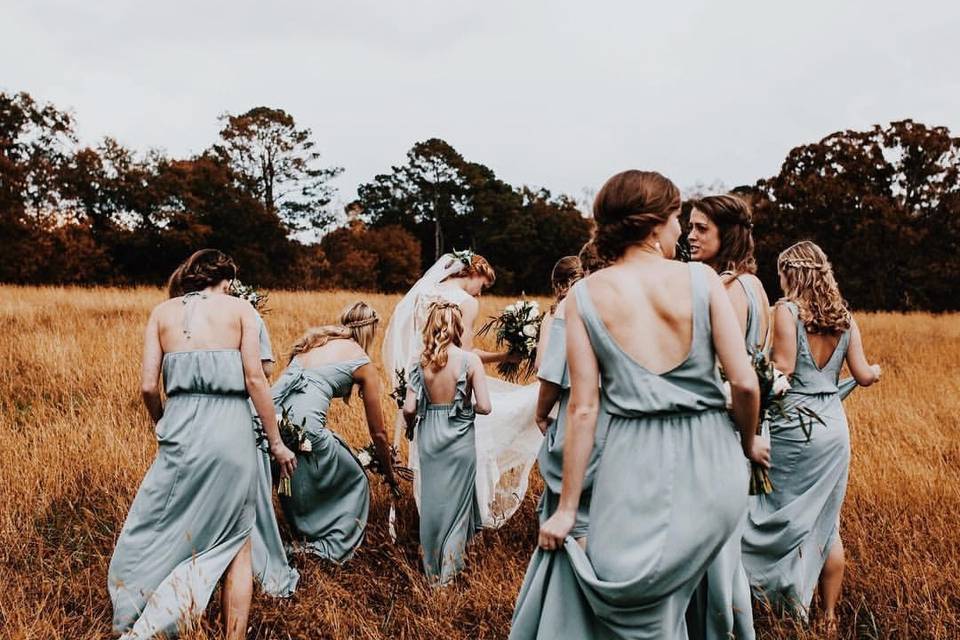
[465,349,484,371]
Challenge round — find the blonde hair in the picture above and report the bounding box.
[288,301,380,363]
[420,302,463,371]
[777,241,851,334]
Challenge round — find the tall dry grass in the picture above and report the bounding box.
[0,285,957,639]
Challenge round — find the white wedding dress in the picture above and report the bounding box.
[383,255,543,528]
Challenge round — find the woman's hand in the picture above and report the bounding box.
[535,414,553,435]
[538,508,575,551]
[271,441,298,479]
[744,437,771,469]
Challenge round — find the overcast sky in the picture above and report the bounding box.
[4,0,959,210]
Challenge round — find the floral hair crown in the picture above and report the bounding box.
[345,312,379,329]
[449,248,475,269]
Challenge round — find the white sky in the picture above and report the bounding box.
[4,0,959,211]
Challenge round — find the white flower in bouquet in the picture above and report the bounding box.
[772,369,791,396]
[505,303,518,314]
[525,337,537,352]
[357,450,373,468]
[522,323,538,338]
[300,438,312,453]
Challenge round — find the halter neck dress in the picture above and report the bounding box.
[109,292,259,638]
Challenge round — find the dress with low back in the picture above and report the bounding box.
[510,263,749,639]
[742,301,853,617]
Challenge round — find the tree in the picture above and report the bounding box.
[0,91,75,281]
[754,120,960,310]
[213,107,342,233]
[358,138,475,264]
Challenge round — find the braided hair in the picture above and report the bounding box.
[777,241,851,333]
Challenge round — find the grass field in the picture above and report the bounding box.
[0,286,958,639]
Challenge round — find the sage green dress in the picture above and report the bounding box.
[250,316,300,596]
[687,275,759,640]
[273,357,371,563]
[108,348,258,639]
[742,302,852,617]
[410,357,482,585]
[536,316,607,539]
[510,263,749,640]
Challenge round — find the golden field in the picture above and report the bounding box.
[0,285,958,640]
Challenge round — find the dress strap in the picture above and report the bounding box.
[181,291,208,341]
[688,263,711,348]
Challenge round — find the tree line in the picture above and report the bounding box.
[2,90,958,308]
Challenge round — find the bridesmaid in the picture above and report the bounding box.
[686,194,768,640]
[742,241,881,628]
[402,301,491,585]
[510,170,769,639]
[534,256,604,546]
[250,312,301,596]
[108,249,297,639]
[273,302,398,563]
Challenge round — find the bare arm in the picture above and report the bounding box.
[709,271,767,468]
[845,318,882,386]
[539,292,598,549]
[535,382,562,435]
[402,384,418,432]
[140,307,164,424]
[771,303,798,378]
[469,353,492,414]
[241,305,297,478]
[355,363,397,486]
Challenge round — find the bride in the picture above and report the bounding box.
[383,251,544,528]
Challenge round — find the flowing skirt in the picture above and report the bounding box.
[742,391,851,617]
[418,404,482,585]
[280,427,370,563]
[108,394,258,639]
[251,447,300,596]
[511,409,749,640]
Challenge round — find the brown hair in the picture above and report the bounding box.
[577,239,607,275]
[167,249,237,297]
[287,301,380,363]
[592,170,681,262]
[420,302,464,371]
[688,194,757,275]
[777,241,851,334]
[462,254,496,287]
[550,256,584,311]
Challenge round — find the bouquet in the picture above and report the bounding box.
[722,350,792,495]
[275,407,311,496]
[479,299,544,382]
[229,279,269,312]
[355,443,413,497]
